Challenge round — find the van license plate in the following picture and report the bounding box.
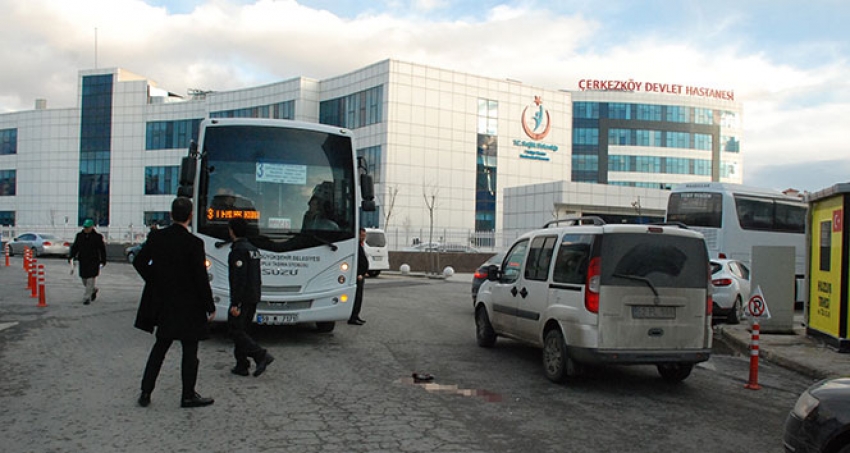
[632,306,675,319]
[256,314,299,325]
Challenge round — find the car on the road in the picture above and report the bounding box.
[471,251,505,304]
[710,258,751,325]
[403,242,441,252]
[475,217,712,383]
[784,377,850,453]
[7,232,70,257]
[125,243,143,263]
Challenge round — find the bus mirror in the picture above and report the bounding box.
[179,156,196,186]
[361,199,376,212]
[360,173,375,201]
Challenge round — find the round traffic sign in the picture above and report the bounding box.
[748,294,765,317]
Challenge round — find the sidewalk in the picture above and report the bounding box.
[716,314,850,380]
[404,271,850,381]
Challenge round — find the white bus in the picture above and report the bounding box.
[178,118,376,332]
[666,182,807,302]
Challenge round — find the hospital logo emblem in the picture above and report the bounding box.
[521,96,551,141]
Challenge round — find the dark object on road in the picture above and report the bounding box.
[412,372,434,383]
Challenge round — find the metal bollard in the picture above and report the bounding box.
[37,264,47,307]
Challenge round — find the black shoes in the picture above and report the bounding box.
[231,366,250,376]
[180,392,214,408]
[254,353,274,377]
[83,299,90,305]
[138,392,151,407]
[347,318,365,325]
[91,288,99,302]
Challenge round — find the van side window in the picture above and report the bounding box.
[525,236,557,281]
[501,239,530,284]
[553,234,593,284]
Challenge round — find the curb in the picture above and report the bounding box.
[715,325,829,381]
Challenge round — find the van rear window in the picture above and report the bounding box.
[599,234,707,289]
[365,232,386,247]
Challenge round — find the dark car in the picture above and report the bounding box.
[784,378,850,453]
[125,243,143,263]
[471,251,505,305]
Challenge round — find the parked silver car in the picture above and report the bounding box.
[710,258,751,325]
[7,232,71,257]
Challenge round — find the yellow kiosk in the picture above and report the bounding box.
[808,183,850,352]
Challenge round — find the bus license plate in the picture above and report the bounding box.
[257,313,299,325]
[631,306,675,319]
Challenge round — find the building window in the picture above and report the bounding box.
[573,102,599,119]
[79,74,113,227]
[476,134,498,231]
[145,166,179,195]
[360,207,381,229]
[636,130,662,147]
[0,129,16,155]
[608,103,631,120]
[573,128,599,145]
[0,169,15,196]
[357,146,382,184]
[0,210,14,225]
[665,106,690,123]
[145,119,202,150]
[477,99,498,135]
[609,128,632,146]
[211,101,294,120]
[636,104,662,121]
[319,86,383,129]
[694,108,713,125]
[665,131,690,149]
[572,154,599,172]
[722,135,740,152]
[694,133,713,151]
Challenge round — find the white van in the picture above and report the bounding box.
[475,217,712,383]
[363,228,390,277]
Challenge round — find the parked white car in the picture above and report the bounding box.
[709,258,751,325]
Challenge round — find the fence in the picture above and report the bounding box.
[1,224,518,253]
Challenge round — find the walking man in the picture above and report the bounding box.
[68,219,107,305]
[133,197,216,408]
[227,218,274,377]
[348,227,369,325]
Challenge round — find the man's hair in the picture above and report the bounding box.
[360,227,366,232]
[171,197,193,222]
[229,218,248,238]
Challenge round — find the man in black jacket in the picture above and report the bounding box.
[227,218,274,377]
[68,219,107,305]
[133,197,216,408]
[348,227,369,325]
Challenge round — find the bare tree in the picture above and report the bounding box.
[381,185,399,229]
[423,184,440,275]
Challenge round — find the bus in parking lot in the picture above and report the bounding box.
[666,182,807,302]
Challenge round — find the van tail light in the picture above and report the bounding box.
[712,278,733,287]
[585,257,601,313]
[706,263,713,315]
[718,252,727,259]
[473,268,488,279]
[63,242,70,246]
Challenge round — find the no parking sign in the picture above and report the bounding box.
[745,285,771,320]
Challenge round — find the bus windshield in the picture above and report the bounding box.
[666,192,722,228]
[197,125,356,251]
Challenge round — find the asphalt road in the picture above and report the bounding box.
[0,259,818,453]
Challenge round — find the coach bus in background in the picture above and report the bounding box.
[177,118,375,332]
[666,182,807,304]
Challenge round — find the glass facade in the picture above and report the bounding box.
[475,98,499,232]
[210,100,294,120]
[0,169,15,196]
[319,86,383,129]
[144,211,171,226]
[0,128,16,155]
[574,100,730,186]
[79,74,113,227]
[145,119,202,150]
[358,145,382,228]
[144,166,179,195]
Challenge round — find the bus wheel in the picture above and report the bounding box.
[316,322,335,333]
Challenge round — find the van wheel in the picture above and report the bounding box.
[368,271,380,277]
[543,329,580,383]
[728,296,742,325]
[475,307,497,347]
[315,321,335,333]
[657,363,694,382]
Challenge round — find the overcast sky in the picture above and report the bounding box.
[1,0,848,193]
